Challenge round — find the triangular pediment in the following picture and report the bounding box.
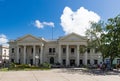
[59,33,87,42]
[16,35,44,43]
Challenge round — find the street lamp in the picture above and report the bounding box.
[35,55,39,66]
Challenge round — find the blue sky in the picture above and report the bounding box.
[0,0,120,45]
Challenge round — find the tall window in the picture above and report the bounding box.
[63,48,66,53]
[19,48,21,53]
[4,50,6,54]
[12,48,14,53]
[87,59,90,64]
[117,59,120,64]
[87,48,90,53]
[39,48,41,53]
[31,48,33,53]
[94,60,98,64]
[80,60,83,65]
[95,47,99,53]
[49,48,52,53]
[53,48,55,53]
[71,48,74,53]
[49,48,55,53]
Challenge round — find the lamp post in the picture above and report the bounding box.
[98,55,102,64]
[35,55,39,67]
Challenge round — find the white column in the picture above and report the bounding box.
[77,45,80,66]
[33,45,36,65]
[58,45,62,64]
[17,46,19,63]
[23,45,26,64]
[66,45,69,66]
[40,44,43,64]
[84,51,88,65]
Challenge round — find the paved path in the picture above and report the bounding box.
[0,69,120,81]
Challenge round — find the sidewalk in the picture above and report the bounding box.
[0,69,120,81]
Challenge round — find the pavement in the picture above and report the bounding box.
[0,68,120,81]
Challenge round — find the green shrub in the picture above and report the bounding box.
[9,63,15,68]
[41,62,51,69]
[0,68,8,71]
[16,64,30,68]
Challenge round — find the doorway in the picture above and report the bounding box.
[30,59,33,65]
[50,57,54,64]
[70,59,75,66]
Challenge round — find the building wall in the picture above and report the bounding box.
[8,33,120,66]
[0,45,9,64]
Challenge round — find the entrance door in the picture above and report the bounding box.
[50,57,54,64]
[30,59,33,65]
[70,59,75,66]
[62,59,66,66]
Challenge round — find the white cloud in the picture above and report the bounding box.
[0,34,8,45]
[34,20,54,28]
[60,6,100,36]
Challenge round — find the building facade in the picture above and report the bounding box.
[0,45,9,65]
[9,33,105,66]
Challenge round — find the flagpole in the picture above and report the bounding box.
[52,27,53,40]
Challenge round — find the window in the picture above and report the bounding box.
[87,48,90,53]
[80,60,83,65]
[94,60,98,64]
[19,48,21,53]
[71,48,74,53]
[49,48,55,53]
[62,59,66,65]
[31,48,33,53]
[11,59,14,63]
[4,50,6,52]
[12,48,14,53]
[117,59,120,64]
[63,48,66,53]
[39,48,41,53]
[49,48,52,53]
[53,48,55,53]
[4,50,6,54]
[87,59,90,64]
[95,47,99,53]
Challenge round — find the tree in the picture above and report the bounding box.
[105,15,120,66]
[86,21,107,62]
[86,14,120,68]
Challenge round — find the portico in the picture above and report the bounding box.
[58,44,87,67]
[16,43,44,65]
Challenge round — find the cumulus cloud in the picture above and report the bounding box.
[60,6,100,36]
[34,20,54,28]
[0,34,8,45]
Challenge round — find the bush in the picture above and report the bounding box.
[9,63,15,68]
[8,63,51,70]
[16,64,30,68]
[41,62,51,69]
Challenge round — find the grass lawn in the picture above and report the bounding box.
[0,67,50,71]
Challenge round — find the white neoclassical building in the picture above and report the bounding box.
[0,45,9,64]
[9,33,103,66]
